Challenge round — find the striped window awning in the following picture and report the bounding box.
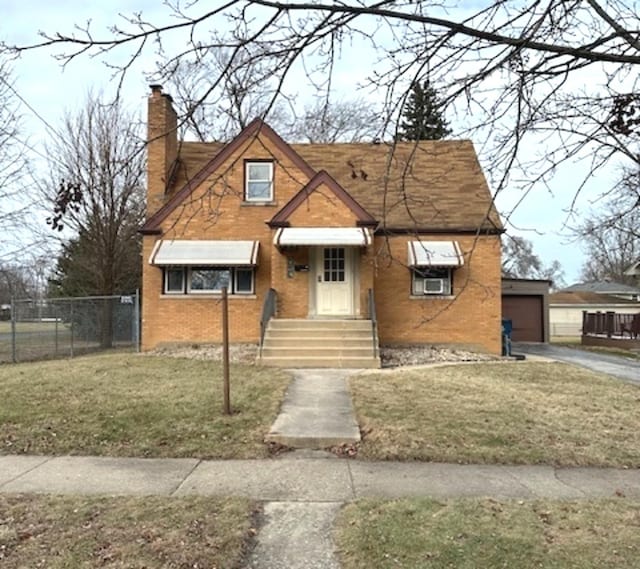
[274,227,372,247]
[149,240,259,266]
[407,241,464,267]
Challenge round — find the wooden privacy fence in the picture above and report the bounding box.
[582,310,640,338]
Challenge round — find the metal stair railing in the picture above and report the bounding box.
[368,288,379,359]
[259,288,277,358]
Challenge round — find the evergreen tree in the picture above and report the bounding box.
[48,226,141,298]
[397,80,451,140]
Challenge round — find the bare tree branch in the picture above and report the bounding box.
[42,93,145,297]
[6,0,640,236]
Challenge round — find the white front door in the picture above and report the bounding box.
[316,247,354,316]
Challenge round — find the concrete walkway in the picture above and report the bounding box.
[246,501,342,569]
[265,369,360,448]
[2,453,640,500]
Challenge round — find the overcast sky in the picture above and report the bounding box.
[3,0,618,284]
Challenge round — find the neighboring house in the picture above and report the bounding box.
[562,281,640,301]
[140,86,503,367]
[549,290,640,336]
[625,259,640,279]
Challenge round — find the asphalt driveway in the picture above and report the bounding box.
[513,343,640,384]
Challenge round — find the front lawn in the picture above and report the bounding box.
[350,362,640,466]
[0,353,290,459]
[336,498,640,569]
[0,494,253,568]
[557,342,640,360]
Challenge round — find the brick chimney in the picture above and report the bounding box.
[147,84,178,217]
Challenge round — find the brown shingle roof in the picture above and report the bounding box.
[550,291,640,305]
[171,141,224,193]
[292,140,501,232]
[159,121,501,233]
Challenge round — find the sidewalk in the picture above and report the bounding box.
[2,453,640,500]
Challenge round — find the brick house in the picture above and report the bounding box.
[141,85,503,367]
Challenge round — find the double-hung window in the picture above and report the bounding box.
[245,161,273,202]
[407,240,462,297]
[164,268,186,294]
[234,268,254,293]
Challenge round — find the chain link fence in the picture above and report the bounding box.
[1,293,140,363]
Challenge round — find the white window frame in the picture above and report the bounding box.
[164,268,185,294]
[412,267,453,296]
[188,268,231,294]
[234,268,255,294]
[163,267,255,295]
[245,161,274,202]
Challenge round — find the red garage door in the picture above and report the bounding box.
[502,295,544,342]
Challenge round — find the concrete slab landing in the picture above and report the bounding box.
[265,369,361,449]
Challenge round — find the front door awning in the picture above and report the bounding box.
[274,227,372,247]
[149,240,259,266]
[408,241,464,267]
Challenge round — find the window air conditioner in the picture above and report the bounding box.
[423,278,445,294]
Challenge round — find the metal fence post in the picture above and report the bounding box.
[606,311,615,338]
[10,297,16,363]
[134,289,141,352]
[70,298,75,358]
[55,305,59,357]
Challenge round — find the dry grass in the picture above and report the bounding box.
[561,343,640,360]
[350,361,640,466]
[550,336,581,344]
[0,493,254,568]
[0,321,65,334]
[336,497,640,569]
[0,353,290,459]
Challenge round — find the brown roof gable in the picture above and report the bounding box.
[143,121,502,234]
[269,170,377,227]
[142,119,316,233]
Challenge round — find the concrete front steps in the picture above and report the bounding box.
[258,319,381,368]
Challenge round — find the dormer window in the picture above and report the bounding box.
[245,161,273,202]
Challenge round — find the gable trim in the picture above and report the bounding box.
[142,118,317,232]
[268,170,377,228]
